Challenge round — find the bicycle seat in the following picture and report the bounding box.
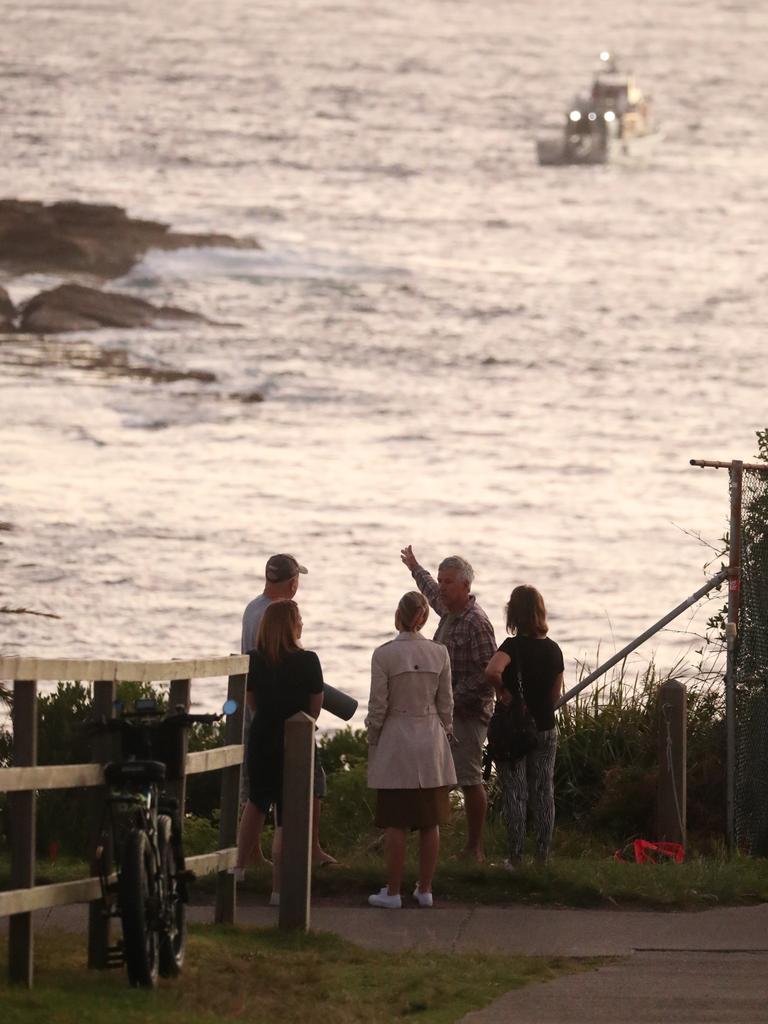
[104,760,167,785]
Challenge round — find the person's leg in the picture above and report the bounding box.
[499,758,528,861]
[235,800,266,870]
[528,729,557,861]
[384,827,407,895]
[417,826,440,893]
[271,825,283,896]
[312,797,337,865]
[451,716,488,862]
[461,784,487,862]
[310,749,336,864]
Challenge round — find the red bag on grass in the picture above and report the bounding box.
[614,839,685,864]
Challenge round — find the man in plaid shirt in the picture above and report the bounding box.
[401,545,496,862]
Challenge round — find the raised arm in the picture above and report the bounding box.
[401,545,446,616]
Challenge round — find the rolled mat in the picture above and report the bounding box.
[323,682,358,721]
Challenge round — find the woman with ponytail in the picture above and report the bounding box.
[365,591,455,909]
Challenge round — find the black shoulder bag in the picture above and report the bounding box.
[482,643,539,780]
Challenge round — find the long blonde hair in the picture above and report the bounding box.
[256,599,302,664]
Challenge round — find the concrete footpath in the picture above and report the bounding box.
[26,899,768,1023]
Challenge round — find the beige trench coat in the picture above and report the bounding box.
[366,631,456,790]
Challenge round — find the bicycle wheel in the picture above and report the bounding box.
[119,828,160,988]
[158,816,186,977]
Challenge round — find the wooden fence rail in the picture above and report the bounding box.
[0,653,249,987]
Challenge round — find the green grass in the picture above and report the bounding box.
[0,926,591,1024]
[7,819,768,913]
[227,842,768,911]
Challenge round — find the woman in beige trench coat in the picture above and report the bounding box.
[365,591,456,908]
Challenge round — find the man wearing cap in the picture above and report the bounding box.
[400,545,496,863]
[241,553,308,654]
[240,553,335,865]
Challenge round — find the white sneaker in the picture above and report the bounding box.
[413,884,433,908]
[269,891,280,907]
[368,887,402,909]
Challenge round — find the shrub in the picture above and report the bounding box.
[0,680,232,858]
[554,661,725,843]
[319,762,376,853]
[318,727,368,776]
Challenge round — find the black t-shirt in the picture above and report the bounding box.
[499,635,564,731]
[247,648,324,750]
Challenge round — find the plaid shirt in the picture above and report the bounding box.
[411,565,497,723]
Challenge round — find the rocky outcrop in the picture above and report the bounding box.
[0,199,259,278]
[0,286,15,331]
[19,283,208,334]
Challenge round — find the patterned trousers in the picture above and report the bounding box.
[498,727,557,861]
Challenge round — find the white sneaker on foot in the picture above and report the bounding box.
[413,884,433,908]
[269,891,280,907]
[368,887,402,909]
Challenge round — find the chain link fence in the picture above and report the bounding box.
[734,466,768,854]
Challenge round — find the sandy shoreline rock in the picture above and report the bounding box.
[0,286,15,330]
[0,198,260,278]
[18,283,208,333]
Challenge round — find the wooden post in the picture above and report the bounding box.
[214,673,246,925]
[87,680,117,969]
[278,712,314,932]
[657,678,687,847]
[8,680,37,987]
[166,679,191,813]
[726,461,743,849]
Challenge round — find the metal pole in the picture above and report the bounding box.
[691,459,768,473]
[726,460,743,850]
[556,568,730,709]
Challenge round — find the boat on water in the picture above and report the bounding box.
[536,51,660,166]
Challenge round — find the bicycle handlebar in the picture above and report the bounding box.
[90,710,223,732]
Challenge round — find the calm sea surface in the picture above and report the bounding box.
[1,0,766,724]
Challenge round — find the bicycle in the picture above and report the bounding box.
[93,697,232,988]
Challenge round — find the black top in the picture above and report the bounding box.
[246,648,324,750]
[499,636,564,731]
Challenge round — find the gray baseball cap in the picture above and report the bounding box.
[265,553,308,583]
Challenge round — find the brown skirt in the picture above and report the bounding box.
[374,786,452,829]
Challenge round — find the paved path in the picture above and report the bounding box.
[20,899,768,1022]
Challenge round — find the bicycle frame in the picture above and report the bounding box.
[93,699,221,984]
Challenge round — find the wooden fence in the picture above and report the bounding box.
[0,653,251,988]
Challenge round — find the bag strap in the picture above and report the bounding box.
[512,637,525,703]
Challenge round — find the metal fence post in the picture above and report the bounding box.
[8,680,37,987]
[727,460,743,849]
[657,678,687,847]
[215,673,246,925]
[278,712,314,932]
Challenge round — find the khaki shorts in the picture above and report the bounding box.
[450,715,488,787]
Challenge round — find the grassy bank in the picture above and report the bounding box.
[228,841,768,911]
[3,659,761,914]
[4,839,768,911]
[0,925,591,1024]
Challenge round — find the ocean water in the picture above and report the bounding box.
[1,0,767,724]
